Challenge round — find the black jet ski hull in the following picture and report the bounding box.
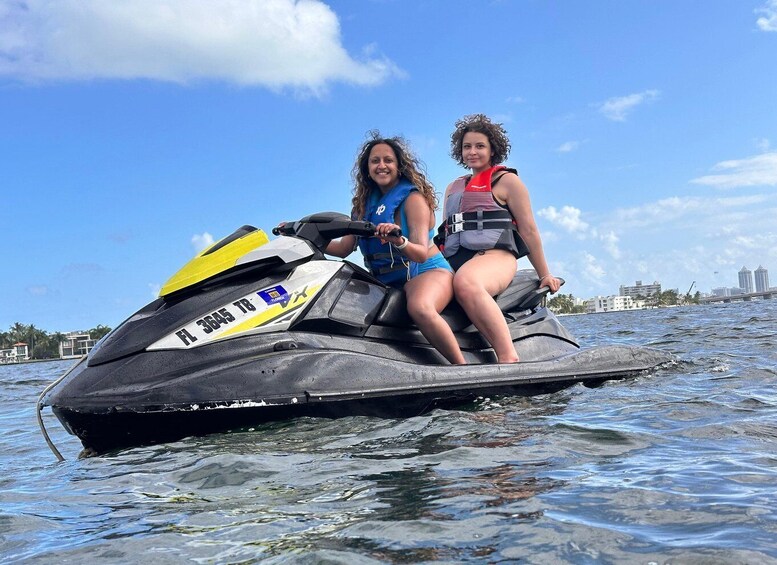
[46,343,670,454]
[38,215,675,456]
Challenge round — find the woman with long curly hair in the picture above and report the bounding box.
[438,114,561,363]
[327,132,465,364]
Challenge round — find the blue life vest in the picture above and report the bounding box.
[357,179,416,286]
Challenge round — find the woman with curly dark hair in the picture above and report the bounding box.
[439,114,560,363]
[327,132,465,364]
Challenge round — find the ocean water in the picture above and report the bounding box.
[2,301,777,564]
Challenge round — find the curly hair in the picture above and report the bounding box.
[351,130,438,220]
[450,114,511,169]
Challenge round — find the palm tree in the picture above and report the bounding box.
[37,331,66,359]
[51,332,66,352]
[548,293,575,314]
[89,325,112,340]
[9,322,27,344]
[28,324,38,358]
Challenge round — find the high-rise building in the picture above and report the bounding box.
[738,266,754,294]
[755,266,769,293]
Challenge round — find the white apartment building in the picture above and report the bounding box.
[619,280,661,298]
[0,342,30,364]
[585,295,645,313]
[59,332,98,359]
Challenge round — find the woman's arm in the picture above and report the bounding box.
[374,192,433,263]
[325,234,358,258]
[497,174,561,292]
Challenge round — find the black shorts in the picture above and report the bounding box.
[446,248,486,272]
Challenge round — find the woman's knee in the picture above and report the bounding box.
[453,274,481,304]
[407,295,438,321]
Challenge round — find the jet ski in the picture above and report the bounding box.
[38,212,672,456]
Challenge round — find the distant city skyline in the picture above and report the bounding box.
[711,264,772,297]
[614,265,773,300]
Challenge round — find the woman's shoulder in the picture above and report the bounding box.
[494,167,523,187]
[494,166,519,179]
[444,174,469,190]
[405,190,433,211]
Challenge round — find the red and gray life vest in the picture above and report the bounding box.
[356,179,415,286]
[436,165,529,259]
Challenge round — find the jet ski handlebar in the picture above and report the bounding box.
[272,212,401,249]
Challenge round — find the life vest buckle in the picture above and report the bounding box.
[448,213,465,234]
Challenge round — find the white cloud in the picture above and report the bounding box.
[613,194,772,228]
[582,252,607,283]
[538,205,589,234]
[491,113,513,124]
[27,285,49,296]
[556,141,580,153]
[614,195,775,282]
[192,232,215,252]
[148,283,161,298]
[756,0,777,31]
[755,138,771,151]
[0,0,402,93]
[598,89,660,122]
[731,233,775,250]
[549,188,777,299]
[539,204,621,258]
[599,230,621,260]
[506,96,524,104]
[690,152,777,188]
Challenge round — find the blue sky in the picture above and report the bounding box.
[2,0,776,332]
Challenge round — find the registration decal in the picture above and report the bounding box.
[147,260,343,351]
[148,283,319,350]
[257,285,289,305]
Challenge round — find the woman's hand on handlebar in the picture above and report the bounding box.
[539,274,562,294]
[375,223,403,245]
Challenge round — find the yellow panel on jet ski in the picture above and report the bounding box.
[159,228,269,297]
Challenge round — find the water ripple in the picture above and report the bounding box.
[4,302,777,562]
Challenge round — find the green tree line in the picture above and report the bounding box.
[548,289,702,314]
[547,293,587,314]
[0,323,112,360]
[634,290,701,307]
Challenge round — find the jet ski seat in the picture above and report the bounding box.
[373,288,470,331]
[374,270,553,331]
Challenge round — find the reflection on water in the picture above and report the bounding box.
[2,302,777,562]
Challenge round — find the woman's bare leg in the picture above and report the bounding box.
[452,251,518,363]
[405,269,466,365]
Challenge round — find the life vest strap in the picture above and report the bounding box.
[442,209,515,234]
[364,253,408,275]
